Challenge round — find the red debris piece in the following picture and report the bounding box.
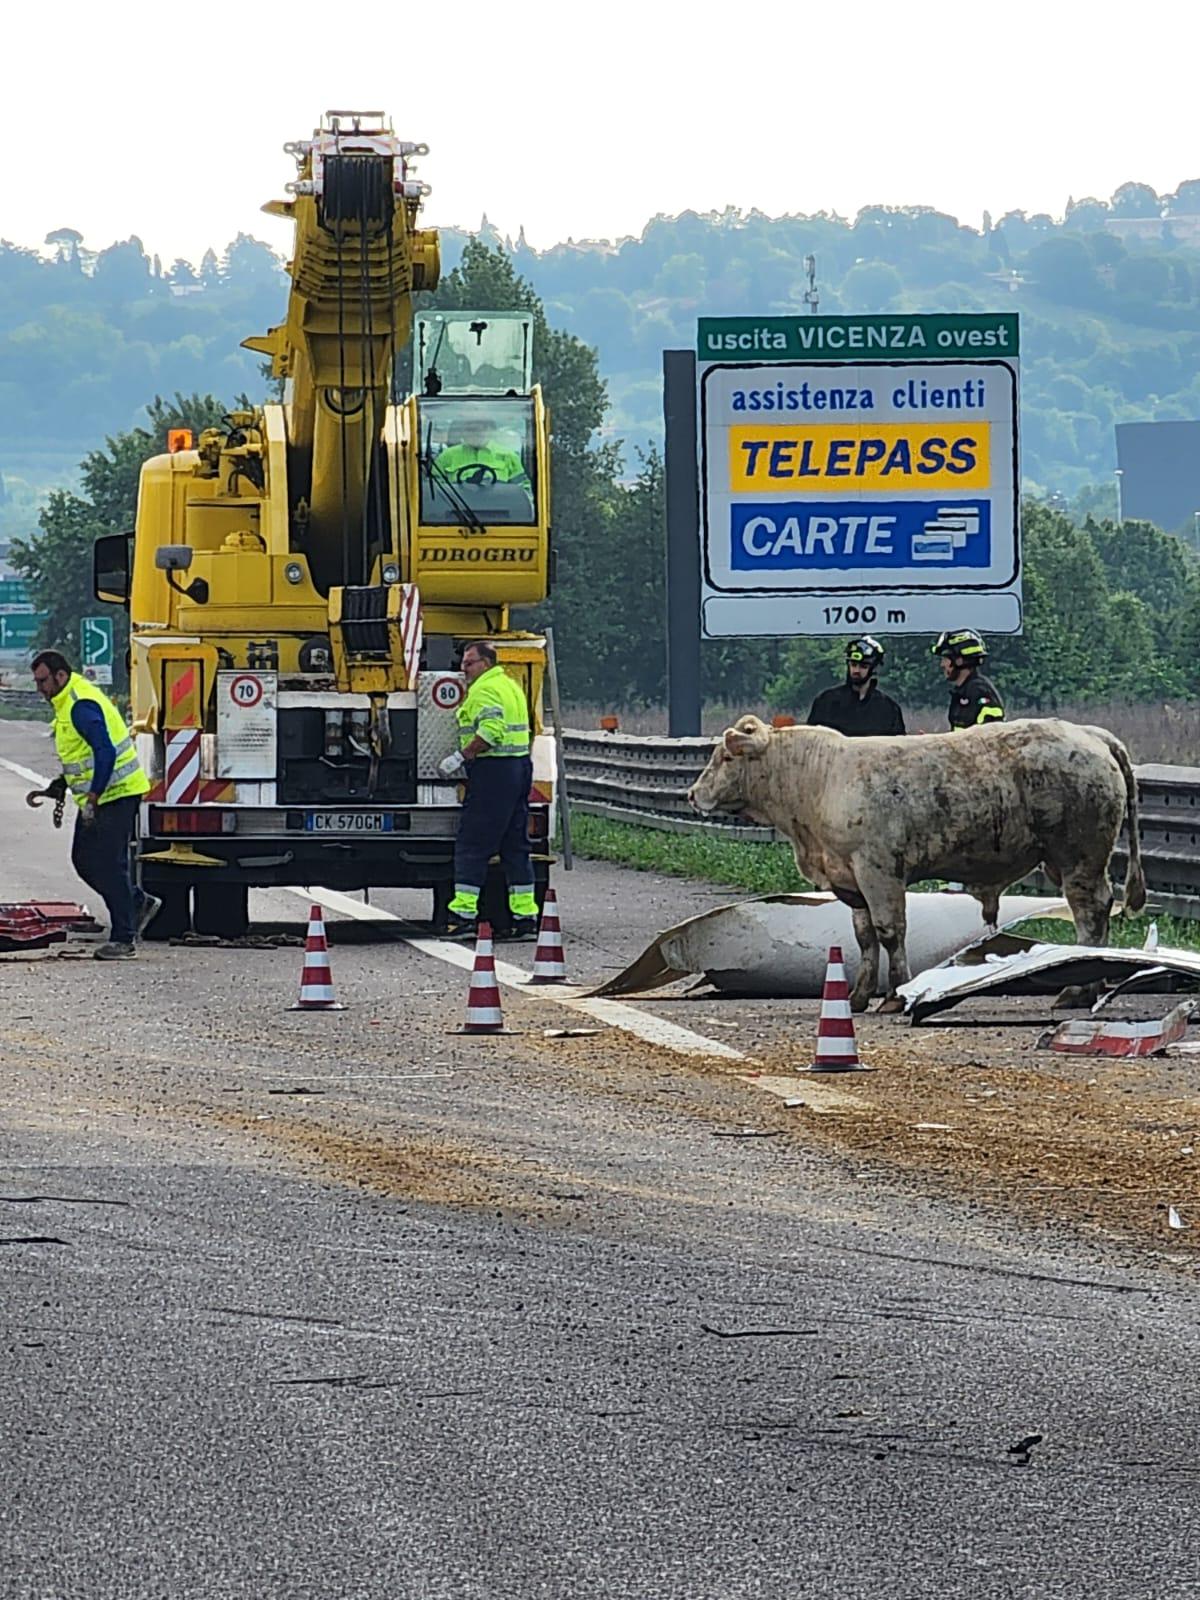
[0,902,102,951]
[1039,998,1195,1058]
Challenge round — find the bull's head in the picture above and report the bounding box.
[688,715,772,814]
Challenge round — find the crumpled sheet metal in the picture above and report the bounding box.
[590,893,1069,999]
[900,942,1200,1025]
[1038,998,1195,1058]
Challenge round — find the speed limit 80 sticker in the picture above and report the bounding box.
[429,675,465,710]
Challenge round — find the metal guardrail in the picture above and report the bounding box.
[0,687,44,714]
[1113,763,1200,919]
[563,731,1200,917]
[563,728,774,841]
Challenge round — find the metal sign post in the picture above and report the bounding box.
[697,312,1021,638]
[544,626,574,870]
[663,349,702,736]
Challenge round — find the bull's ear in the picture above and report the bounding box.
[723,719,770,758]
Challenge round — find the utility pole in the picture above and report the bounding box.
[803,254,819,314]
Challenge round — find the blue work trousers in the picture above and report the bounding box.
[454,755,533,902]
[71,795,146,945]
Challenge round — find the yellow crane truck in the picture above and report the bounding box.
[92,111,555,939]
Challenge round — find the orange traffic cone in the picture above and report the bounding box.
[459,921,506,1033]
[527,888,567,984]
[289,904,345,1011]
[805,945,865,1072]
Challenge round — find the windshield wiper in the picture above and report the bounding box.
[422,419,489,536]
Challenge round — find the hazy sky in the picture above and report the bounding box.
[6,0,1196,262]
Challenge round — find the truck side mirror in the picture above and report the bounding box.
[155,545,194,572]
[94,531,132,605]
[155,544,208,604]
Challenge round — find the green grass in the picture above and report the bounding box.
[1012,913,1200,951]
[570,814,1200,951]
[0,700,48,723]
[570,814,810,894]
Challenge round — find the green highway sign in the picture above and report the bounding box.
[82,614,114,686]
[0,577,45,658]
[0,612,39,650]
[696,307,1022,639]
[698,313,1020,364]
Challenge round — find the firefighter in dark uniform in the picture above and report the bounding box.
[807,636,906,737]
[932,629,1005,729]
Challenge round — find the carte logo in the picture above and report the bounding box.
[730,501,992,571]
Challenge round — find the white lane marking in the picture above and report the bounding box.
[560,995,746,1060]
[748,1072,868,1114]
[405,933,537,988]
[283,885,747,1061]
[278,884,395,922]
[0,754,53,789]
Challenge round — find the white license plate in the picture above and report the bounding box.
[305,812,394,833]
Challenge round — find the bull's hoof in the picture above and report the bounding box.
[875,996,905,1015]
[849,990,871,1014]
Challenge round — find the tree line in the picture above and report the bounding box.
[11,240,1200,711]
[5,178,1200,506]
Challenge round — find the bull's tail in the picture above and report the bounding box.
[1096,729,1146,913]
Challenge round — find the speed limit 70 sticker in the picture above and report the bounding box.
[228,674,264,709]
[429,675,465,710]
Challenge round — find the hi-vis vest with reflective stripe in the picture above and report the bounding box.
[436,444,530,487]
[456,663,531,757]
[51,673,150,806]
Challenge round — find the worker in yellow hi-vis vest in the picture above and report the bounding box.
[29,650,160,959]
[437,641,540,939]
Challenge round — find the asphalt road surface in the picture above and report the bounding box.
[2,717,1198,1600]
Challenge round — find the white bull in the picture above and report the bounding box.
[688,716,1146,1012]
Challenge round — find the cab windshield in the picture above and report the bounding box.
[415,312,533,395]
[418,398,537,527]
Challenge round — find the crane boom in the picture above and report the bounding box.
[244,111,439,592]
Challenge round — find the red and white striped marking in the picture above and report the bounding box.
[807,944,866,1072]
[289,904,345,1011]
[1042,999,1192,1058]
[461,921,505,1032]
[147,778,235,804]
[164,730,201,804]
[400,583,423,689]
[527,888,567,984]
[169,663,200,725]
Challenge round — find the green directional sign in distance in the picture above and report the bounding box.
[0,613,40,651]
[82,615,114,686]
[0,577,46,658]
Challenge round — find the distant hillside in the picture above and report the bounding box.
[4,178,1200,511]
[485,180,1200,510]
